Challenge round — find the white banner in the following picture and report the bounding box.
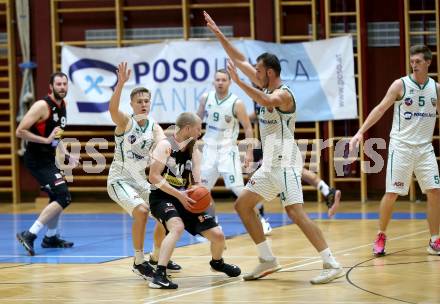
[61,36,357,125]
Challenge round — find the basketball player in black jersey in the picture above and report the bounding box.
[16,72,75,256]
[148,112,241,289]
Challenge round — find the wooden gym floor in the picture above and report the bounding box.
[0,199,439,303]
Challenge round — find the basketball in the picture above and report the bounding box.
[187,186,212,213]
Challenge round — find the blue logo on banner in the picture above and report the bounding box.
[68,58,117,113]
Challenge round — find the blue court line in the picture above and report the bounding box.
[0,212,427,264]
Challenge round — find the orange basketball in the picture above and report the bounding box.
[187,186,212,214]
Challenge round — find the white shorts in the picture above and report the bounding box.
[201,144,244,190]
[245,165,304,206]
[386,139,440,195]
[107,179,150,216]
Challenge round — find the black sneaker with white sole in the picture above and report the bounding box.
[149,273,178,289]
[210,258,241,277]
[16,231,37,256]
[41,235,74,248]
[149,257,182,273]
[132,261,155,281]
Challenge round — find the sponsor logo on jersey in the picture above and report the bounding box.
[409,89,414,94]
[225,115,232,123]
[208,125,226,131]
[164,173,187,187]
[53,113,59,122]
[393,181,404,188]
[412,112,436,118]
[431,98,437,107]
[259,118,278,124]
[127,150,145,160]
[404,97,413,106]
[404,111,436,120]
[128,134,137,144]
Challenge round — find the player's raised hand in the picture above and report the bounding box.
[116,62,131,85]
[226,59,240,83]
[349,132,363,152]
[204,11,222,37]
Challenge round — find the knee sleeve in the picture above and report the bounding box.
[51,183,72,209]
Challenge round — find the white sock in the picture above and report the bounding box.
[46,228,57,237]
[318,180,330,196]
[256,240,275,261]
[29,221,44,235]
[151,245,160,261]
[255,202,263,210]
[431,235,439,242]
[319,248,339,267]
[134,249,145,265]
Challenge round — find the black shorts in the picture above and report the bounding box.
[24,152,69,199]
[149,193,217,236]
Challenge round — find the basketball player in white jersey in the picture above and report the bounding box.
[107,62,181,281]
[197,69,272,234]
[350,45,440,256]
[205,11,344,284]
[250,97,341,218]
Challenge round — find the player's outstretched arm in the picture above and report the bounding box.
[349,79,403,152]
[109,62,130,129]
[191,146,202,186]
[227,60,290,109]
[204,11,260,86]
[196,93,208,120]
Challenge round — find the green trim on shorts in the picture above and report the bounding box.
[110,183,120,200]
[232,151,236,173]
[292,168,300,189]
[390,150,394,180]
[283,169,288,193]
[117,181,130,197]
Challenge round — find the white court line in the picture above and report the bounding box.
[173,255,316,259]
[0,255,129,258]
[0,255,314,259]
[144,229,429,304]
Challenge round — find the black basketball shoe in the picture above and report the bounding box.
[41,235,74,248]
[149,272,178,289]
[16,231,37,256]
[132,261,155,281]
[210,258,241,277]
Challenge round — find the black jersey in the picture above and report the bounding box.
[26,95,66,157]
[150,137,194,199]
